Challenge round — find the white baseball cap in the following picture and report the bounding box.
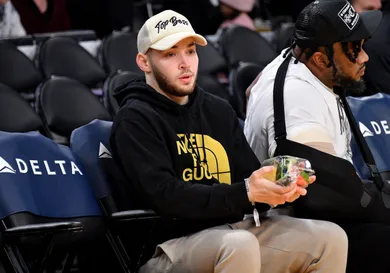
[137,10,208,54]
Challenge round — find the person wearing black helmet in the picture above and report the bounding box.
[246,0,382,162]
[245,1,390,272]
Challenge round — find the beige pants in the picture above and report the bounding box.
[139,216,348,273]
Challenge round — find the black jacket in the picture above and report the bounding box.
[109,79,268,236]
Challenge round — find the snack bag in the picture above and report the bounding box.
[261,156,315,187]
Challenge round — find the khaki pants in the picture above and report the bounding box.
[139,216,348,273]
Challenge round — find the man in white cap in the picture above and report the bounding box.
[108,9,348,273]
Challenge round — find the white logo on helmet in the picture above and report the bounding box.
[338,2,359,30]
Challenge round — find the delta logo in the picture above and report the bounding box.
[98,143,112,159]
[0,157,83,175]
[359,120,390,138]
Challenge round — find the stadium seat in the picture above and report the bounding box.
[103,71,143,116]
[273,23,295,53]
[197,75,230,102]
[219,25,277,68]
[70,119,159,272]
[348,93,390,180]
[230,62,264,119]
[0,42,42,102]
[37,37,106,88]
[195,42,230,102]
[0,130,105,273]
[197,42,228,75]
[100,32,141,75]
[0,83,50,136]
[132,0,152,31]
[33,30,98,44]
[36,77,112,144]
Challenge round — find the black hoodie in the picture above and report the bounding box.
[109,79,269,236]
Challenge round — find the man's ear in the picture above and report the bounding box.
[136,53,151,73]
[312,51,331,68]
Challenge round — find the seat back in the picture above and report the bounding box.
[70,120,113,201]
[103,71,143,116]
[196,75,230,102]
[0,130,107,272]
[0,42,42,98]
[36,77,112,144]
[195,42,231,102]
[0,83,49,136]
[197,42,228,75]
[100,32,141,75]
[230,62,264,119]
[70,119,132,212]
[0,131,102,222]
[70,120,161,272]
[347,93,390,179]
[37,37,106,87]
[273,23,295,53]
[219,25,277,68]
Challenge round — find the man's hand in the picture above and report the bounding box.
[247,166,314,206]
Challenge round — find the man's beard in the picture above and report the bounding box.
[332,64,366,96]
[151,62,197,98]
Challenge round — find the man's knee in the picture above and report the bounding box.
[214,230,261,273]
[314,221,348,251]
[220,230,260,260]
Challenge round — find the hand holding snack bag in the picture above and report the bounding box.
[261,156,315,187]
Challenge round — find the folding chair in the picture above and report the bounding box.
[35,77,112,145]
[70,119,158,272]
[348,93,390,180]
[0,83,50,137]
[0,130,105,273]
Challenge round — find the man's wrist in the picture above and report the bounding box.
[244,178,255,205]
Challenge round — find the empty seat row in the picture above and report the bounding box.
[0,118,160,272]
[0,78,112,145]
[0,37,232,112]
[0,59,262,144]
[0,26,276,126]
[1,25,274,96]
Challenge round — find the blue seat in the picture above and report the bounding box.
[70,119,158,272]
[0,130,104,272]
[70,119,113,201]
[348,93,390,180]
